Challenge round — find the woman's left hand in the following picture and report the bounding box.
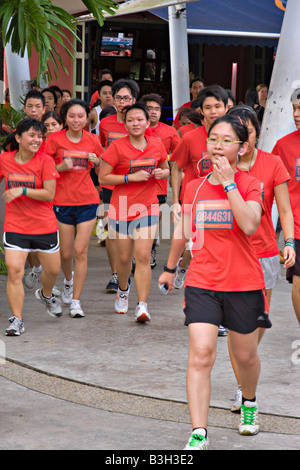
[2,187,23,203]
[153,168,164,179]
[213,156,235,186]
[88,153,100,166]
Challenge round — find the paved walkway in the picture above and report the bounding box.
[0,231,299,450]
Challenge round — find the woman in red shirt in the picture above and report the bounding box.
[159,114,268,449]
[99,103,169,322]
[0,118,61,336]
[45,99,104,318]
[227,105,295,412]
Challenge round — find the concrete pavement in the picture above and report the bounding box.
[0,229,299,451]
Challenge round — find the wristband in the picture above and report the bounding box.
[164,264,176,274]
[22,187,27,196]
[284,237,295,245]
[222,180,234,188]
[124,174,129,183]
[224,183,237,193]
[284,242,296,250]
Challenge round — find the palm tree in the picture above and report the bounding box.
[0,0,118,82]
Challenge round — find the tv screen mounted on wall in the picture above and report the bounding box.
[99,32,134,57]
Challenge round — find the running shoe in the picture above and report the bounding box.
[231,387,242,413]
[106,272,119,292]
[150,248,157,269]
[62,283,73,305]
[52,285,61,297]
[135,302,151,322]
[238,401,259,435]
[174,258,187,289]
[115,285,130,314]
[35,288,63,317]
[24,268,41,289]
[6,316,25,336]
[218,325,228,336]
[69,299,85,318]
[184,430,209,450]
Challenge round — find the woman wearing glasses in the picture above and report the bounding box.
[99,103,169,322]
[159,114,268,449]
[227,105,295,412]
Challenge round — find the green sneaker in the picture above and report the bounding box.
[239,401,259,435]
[184,429,209,450]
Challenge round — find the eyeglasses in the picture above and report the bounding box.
[206,137,242,146]
[146,106,161,112]
[114,95,133,103]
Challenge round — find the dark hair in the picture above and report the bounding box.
[62,89,72,97]
[179,107,202,126]
[100,106,117,120]
[24,89,45,107]
[244,88,259,108]
[3,118,46,151]
[227,105,260,137]
[197,85,228,109]
[99,68,113,80]
[226,89,236,107]
[112,79,140,99]
[124,102,149,122]
[60,98,90,126]
[41,88,57,104]
[97,80,113,93]
[140,93,163,108]
[49,85,63,97]
[208,114,249,144]
[190,77,205,87]
[42,111,63,125]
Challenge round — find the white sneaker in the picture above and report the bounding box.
[24,268,41,289]
[184,429,209,450]
[115,286,130,314]
[69,299,84,318]
[239,401,259,435]
[6,317,25,336]
[62,283,73,305]
[231,387,242,412]
[35,288,62,317]
[135,302,151,322]
[174,258,187,289]
[52,285,61,297]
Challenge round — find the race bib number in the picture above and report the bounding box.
[107,131,127,146]
[7,173,35,189]
[195,199,233,230]
[63,150,88,171]
[129,158,156,175]
[296,158,300,181]
[200,151,212,174]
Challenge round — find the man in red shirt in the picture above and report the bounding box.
[172,77,205,130]
[272,88,300,323]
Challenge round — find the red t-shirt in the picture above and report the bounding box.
[170,125,211,201]
[179,123,200,137]
[150,121,180,196]
[173,100,192,130]
[246,149,290,258]
[272,130,300,238]
[0,150,59,234]
[101,135,168,221]
[182,171,265,292]
[44,129,103,206]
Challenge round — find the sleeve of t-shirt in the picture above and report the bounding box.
[90,134,104,156]
[44,134,58,162]
[272,154,291,186]
[169,136,189,168]
[41,154,60,181]
[244,177,265,213]
[272,142,279,155]
[158,140,168,163]
[100,140,120,168]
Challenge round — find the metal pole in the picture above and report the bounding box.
[5,43,31,110]
[259,0,300,152]
[168,4,190,119]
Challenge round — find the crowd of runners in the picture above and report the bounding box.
[0,72,299,449]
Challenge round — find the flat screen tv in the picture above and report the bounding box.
[99,31,134,57]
